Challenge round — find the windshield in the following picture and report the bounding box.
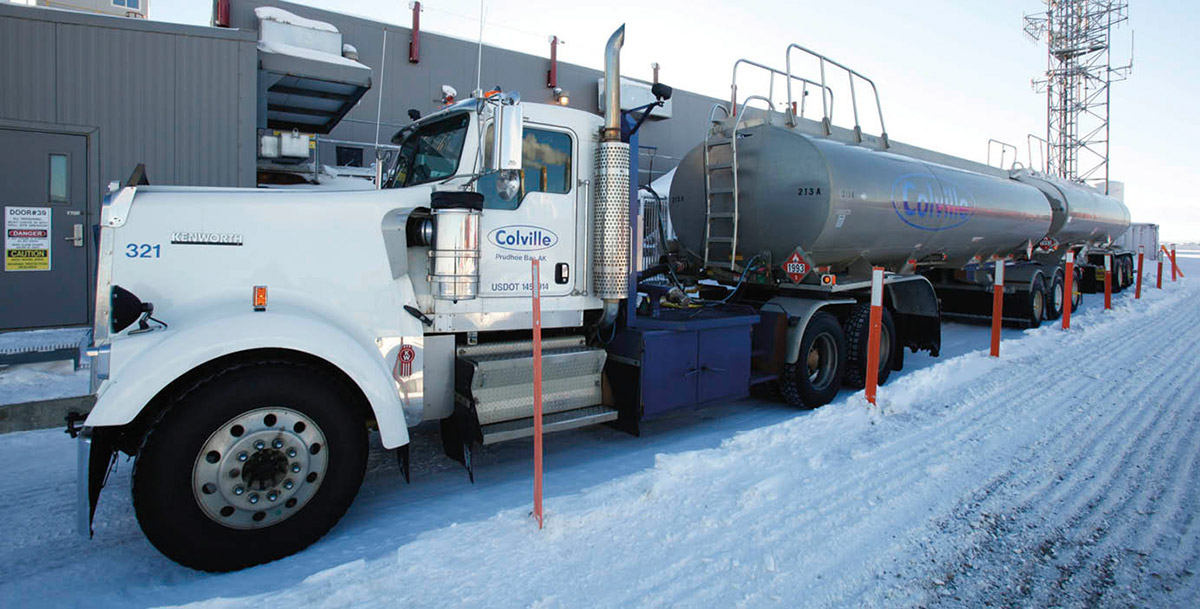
[388,113,471,188]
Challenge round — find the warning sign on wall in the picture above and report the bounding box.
[5,207,51,272]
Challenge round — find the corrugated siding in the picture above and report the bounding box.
[0,10,255,188]
[56,23,178,186]
[0,17,57,123]
[175,35,242,186]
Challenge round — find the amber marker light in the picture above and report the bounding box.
[253,286,268,311]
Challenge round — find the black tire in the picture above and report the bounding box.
[1045,270,1065,321]
[842,304,896,390]
[780,311,847,409]
[133,361,368,572]
[1071,266,1084,309]
[1025,275,1047,327]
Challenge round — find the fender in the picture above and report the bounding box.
[86,310,414,449]
[763,296,856,365]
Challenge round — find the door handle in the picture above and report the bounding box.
[64,223,83,247]
[702,365,727,373]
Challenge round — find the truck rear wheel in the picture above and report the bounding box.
[780,312,847,409]
[132,361,368,572]
[842,304,895,390]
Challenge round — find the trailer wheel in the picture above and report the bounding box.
[779,312,847,409]
[1080,264,1089,309]
[132,361,367,572]
[1045,271,1065,321]
[1024,275,1048,327]
[842,304,895,390]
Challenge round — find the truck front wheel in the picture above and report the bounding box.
[132,362,368,572]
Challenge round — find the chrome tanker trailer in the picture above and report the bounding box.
[659,46,1130,404]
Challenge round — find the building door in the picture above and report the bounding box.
[0,128,90,330]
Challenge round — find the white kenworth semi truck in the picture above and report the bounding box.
[73,27,1131,572]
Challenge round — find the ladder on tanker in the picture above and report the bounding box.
[703,104,741,270]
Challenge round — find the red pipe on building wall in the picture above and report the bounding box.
[547,36,558,88]
[214,0,230,27]
[408,2,421,63]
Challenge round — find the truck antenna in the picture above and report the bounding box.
[474,0,484,97]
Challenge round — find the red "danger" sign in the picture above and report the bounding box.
[8,230,46,238]
[783,251,810,283]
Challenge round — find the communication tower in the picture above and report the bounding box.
[1024,1,1132,193]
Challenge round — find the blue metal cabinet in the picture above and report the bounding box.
[696,326,751,404]
[606,309,758,423]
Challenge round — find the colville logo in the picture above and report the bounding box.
[488,225,558,251]
[891,174,976,231]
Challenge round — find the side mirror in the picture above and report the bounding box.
[491,101,523,173]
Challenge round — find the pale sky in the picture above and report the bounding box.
[152,0,1199,242]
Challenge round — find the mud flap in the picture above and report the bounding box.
[394,445,411,484]
[76,428,117,538]
[440,401,480,483]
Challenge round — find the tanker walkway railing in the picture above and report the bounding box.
[784,43,889,148]
[730,58,834,123]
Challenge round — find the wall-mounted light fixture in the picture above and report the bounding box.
[553,87,569,106]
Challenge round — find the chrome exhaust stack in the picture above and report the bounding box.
[594,25,629,328]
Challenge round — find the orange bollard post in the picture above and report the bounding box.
[864,267,884,405]
[1171,244,1184,278]
[531,260,544,529]
[1062,251,1074,330]
[1104,254,1112,310]
[1135,246,1144,299]
[990,260,1004,357]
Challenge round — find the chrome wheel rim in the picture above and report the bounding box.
[1054,281,1064,312]
[192,407,328,530]
[1033,289,1045,320]
[806,334,837,390]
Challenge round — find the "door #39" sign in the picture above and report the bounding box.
[5,207,51,272]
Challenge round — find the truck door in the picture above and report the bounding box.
[477,125,577,298]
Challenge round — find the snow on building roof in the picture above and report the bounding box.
[257,40,369,72]
[254,6,339,33]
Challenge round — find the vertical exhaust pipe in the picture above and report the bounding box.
[602,25,625,142]
[595,25,629,327]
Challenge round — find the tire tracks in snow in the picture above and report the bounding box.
[919,288,1200,608]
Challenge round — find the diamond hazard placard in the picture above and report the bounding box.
[783,251,810,283]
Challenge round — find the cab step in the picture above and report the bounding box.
[480,405,619,445]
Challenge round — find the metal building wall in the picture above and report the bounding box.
[0,3,257,190]
[230,0,721,185]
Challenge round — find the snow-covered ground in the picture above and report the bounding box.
[0,255,1196,609]
[0,327,90,405]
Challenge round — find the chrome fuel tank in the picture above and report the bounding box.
[670,123,1054,270]
[1011,170,1130,246]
